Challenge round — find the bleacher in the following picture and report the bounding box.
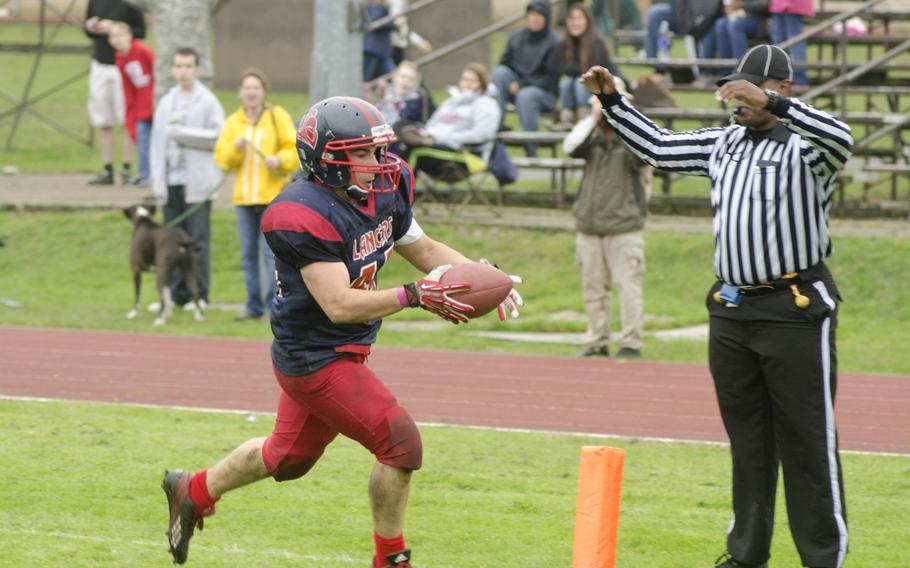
[480,0,910,217]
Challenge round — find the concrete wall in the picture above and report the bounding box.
[212,0,313,92]
[212,0,492,93]
[408,0,491,91]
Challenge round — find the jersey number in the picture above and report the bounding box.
[350,249,393,291]
[351,261,378,291]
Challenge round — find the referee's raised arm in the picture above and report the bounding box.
[580,66,723,177]
[773,96,854,178]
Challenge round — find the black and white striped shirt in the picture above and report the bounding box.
[598,92,853,286]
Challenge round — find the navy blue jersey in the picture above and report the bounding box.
[261,166,416,377]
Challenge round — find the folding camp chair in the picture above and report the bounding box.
[409,147,500,217]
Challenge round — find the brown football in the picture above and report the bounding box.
[440,262,514,319]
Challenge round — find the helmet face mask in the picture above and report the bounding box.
[296,97,402,198]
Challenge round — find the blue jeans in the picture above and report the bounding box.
[236,204,276,317]
[559,75,592,112]
[645,3,681,59]
[363,52,394,82]
[491,65,556,157]
[135,119,151,182]
[697,22,721,59]
[772,13,807,84]
[714,15,763,74]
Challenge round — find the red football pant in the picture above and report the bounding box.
[262,356,423,481]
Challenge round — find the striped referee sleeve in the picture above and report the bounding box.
[774,97,854,179]
[596,92,723,177]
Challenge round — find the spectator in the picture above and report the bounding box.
[562,78,649,358]
[389,0,432,66]
[399,63,501,179]
[491,0,560,156]
[214,69,297,322]
[83,0,145,185]
[108,21,154,187]
[557,3,621,128]
[590,0,643,36]
[770,0,812,85]
[363,0,396,82]
[126,0,227,100]
[645,0,723,76]
[375,61,435,156]
[149,48,225,309]
[376,62,434,129]
[712,0,771,68]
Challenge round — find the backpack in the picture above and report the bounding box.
[488,142,518,186]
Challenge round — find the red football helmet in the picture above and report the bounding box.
[296,96,402,199]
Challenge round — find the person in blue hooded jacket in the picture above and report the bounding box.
[491,0,561,156]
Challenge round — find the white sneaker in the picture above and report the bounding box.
[182,299,208,311]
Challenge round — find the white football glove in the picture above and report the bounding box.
[479,258,524,321]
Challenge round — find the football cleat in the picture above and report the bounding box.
[378,549,413,567]
[161,470,205,564]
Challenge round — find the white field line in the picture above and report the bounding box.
[2,394,909,459]
[0,527,450,567]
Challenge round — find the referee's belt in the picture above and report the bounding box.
[714,263,829,309]
[737,263,823,296]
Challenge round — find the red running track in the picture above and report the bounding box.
[1,326,908,454]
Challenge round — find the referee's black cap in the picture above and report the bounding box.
[716,44,794,87]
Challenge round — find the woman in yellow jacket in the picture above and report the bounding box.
[214,68,297,320]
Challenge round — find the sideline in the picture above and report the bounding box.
[4,394,908,459]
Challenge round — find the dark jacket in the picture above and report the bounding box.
[743,0,771,39]
[558,36,618,79]
[363,1,395,56]
[743,0,771,14]
[499,0,561,95]
[566,117,648,236]
[85,0,146,65]
[672,0,723,39]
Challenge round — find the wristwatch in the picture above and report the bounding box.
[763,89,780,111]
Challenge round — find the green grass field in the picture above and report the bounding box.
[1,208,909,374]
[1,398,908,568]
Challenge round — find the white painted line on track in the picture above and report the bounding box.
[2,395,908,458]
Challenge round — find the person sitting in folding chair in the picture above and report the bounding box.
[375,61,436,156]
[399,62,500,184]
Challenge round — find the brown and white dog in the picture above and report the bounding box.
[123,204,204,326]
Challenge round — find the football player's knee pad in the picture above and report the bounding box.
[375,406,423,471]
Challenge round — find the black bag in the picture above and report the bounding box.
[675,0,723,39]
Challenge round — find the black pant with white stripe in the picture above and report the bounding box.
[706,264,848,568]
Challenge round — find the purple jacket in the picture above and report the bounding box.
[769,0,815,17]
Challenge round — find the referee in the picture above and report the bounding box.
[581,45,852,568]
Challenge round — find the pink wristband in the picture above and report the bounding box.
[396,285,410,308]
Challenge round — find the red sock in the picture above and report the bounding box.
[372,532,406,567]
[188,469,219,517]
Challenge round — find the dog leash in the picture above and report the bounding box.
[163,172,227,228]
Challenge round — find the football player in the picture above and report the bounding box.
[161,96,522,567]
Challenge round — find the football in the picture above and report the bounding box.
[440,262,513,319]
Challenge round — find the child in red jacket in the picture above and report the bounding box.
[109,20,155,186]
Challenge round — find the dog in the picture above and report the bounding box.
[123,204,205,326]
